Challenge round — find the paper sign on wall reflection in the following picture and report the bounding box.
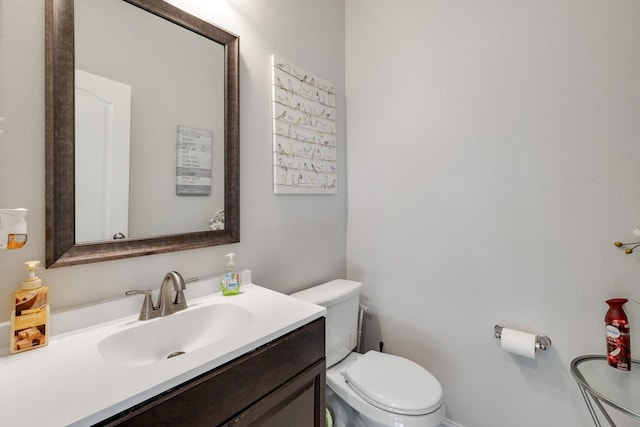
[176,125,213,196]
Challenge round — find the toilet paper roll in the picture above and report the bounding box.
[500,328,537,359]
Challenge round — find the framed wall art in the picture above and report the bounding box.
[271,55,337,194]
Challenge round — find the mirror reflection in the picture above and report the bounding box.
[74,0,225,242]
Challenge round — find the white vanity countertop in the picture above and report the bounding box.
[0,280,325,426]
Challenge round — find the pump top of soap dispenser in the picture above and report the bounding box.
[22,260,42,290]
[225,253,236,270]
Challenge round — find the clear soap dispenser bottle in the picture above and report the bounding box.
[10,261,50,354]
[220,253,241,295]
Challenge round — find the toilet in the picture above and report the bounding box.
[291,280,445,427]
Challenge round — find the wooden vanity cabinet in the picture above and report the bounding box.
[97,317,325,427]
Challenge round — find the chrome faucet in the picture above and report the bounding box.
[126,272,198,320]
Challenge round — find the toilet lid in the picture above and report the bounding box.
[344,351,443,416]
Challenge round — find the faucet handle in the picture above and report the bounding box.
[174,277,198,311]
[126,289,155,321]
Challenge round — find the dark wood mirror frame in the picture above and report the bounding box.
[45,0,239,268]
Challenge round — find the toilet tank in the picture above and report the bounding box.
[291,279,362,367]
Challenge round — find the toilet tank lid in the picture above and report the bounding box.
[290,279,362,306]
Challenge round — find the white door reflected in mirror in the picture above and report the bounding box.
[75,69,131,242]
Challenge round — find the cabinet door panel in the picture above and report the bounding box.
[228,360,326,427]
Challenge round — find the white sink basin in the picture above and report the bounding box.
[98,302,254,366]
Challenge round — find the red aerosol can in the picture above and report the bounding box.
[605,298,631,371]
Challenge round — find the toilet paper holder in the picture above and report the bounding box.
[494,324,552,351]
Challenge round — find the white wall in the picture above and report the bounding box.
[346,1,640,426]
[0,1,346,320]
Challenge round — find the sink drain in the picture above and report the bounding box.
[167,351,186,359]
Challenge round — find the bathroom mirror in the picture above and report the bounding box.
[45,0,239,268]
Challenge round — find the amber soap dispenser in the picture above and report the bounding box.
[10,261,50,354]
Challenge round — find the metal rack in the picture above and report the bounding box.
[570,355,640,426]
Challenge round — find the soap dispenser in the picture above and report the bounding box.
[10,261,50,354]
[220,253,241,295]
[0,208,28,250]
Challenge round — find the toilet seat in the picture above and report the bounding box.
[344,351,443,416]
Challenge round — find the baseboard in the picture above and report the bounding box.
[442,418,465,427]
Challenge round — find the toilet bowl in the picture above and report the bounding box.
[291,280,445,427]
